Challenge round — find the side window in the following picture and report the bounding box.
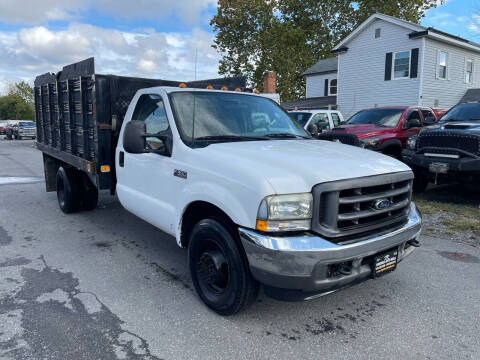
[421,109,434,120]
[406,110,421,128]
[132,94,170,150]
[310,113,330,130]
[329,79,337,95]
[437,51,448,79]
[331,113,341,127]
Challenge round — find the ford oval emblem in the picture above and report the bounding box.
[374,198,391,210]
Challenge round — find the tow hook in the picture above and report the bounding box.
[337,263,353,276]
[407,239,421,248]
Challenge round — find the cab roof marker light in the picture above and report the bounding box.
[206,85,213,89]
[221,86,228,90]
[179,83,187,88]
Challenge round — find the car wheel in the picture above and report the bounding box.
[188,218,259,315]
[80,173,98,211]
[56,167,82,213]
[17,135,22,140]
[413,170,429,193]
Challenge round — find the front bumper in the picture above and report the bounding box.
[402,149,480,172]
[238,203,421,301]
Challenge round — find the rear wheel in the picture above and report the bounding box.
[56,167,82,213]
[188,218,259,315]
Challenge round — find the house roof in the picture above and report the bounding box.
[333,13,480,53]
[281,96,337,110]
[302,57,338,76]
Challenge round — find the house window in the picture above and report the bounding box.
[438,52,448,79]
[466,59,474,84]
[393,50,410,79]
[329,79,337,95]
[375,28,381,38]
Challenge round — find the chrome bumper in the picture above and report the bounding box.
[238,203,422,300]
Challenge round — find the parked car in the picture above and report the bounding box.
[402,102,480,192]
[327,106,443,158]
[12,121,36,139]
[35,59,422,315]
[289,110,344,135]
[0,120,8,135]
[5,121,19,140]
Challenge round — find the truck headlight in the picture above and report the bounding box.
[256,193,313,232]
[407,135,417,150]
[360,137,380,148]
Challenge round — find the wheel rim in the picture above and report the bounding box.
[196,241,230,296]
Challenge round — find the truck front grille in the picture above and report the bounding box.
[417,132,480,154]
[312,172,413,241]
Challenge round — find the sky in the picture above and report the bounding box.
[0,0,478,94]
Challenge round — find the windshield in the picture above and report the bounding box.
[347,109,404,127]
[438,103,480,123]
[170,92,308,145]
[19,121,35,127]
[289,112,312,127]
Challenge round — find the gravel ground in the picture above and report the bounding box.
[0,139,479,360]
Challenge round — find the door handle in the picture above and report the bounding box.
[119,151,124,167]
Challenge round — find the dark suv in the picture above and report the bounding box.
[402,102,480,192]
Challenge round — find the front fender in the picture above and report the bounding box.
[174,181,263,246]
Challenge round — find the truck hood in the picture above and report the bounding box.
[197,140,411,194]
[420,121,480,135]
[330,124,394,139]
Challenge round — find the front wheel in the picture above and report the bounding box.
[188,218,259,315]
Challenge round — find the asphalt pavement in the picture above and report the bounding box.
[0,139,479,360]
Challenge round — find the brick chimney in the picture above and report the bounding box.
[263,71,277,93]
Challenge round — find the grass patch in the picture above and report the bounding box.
[413,186,480,236]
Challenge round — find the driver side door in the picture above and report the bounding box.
[400,109,422,146]
[116,93,177,234]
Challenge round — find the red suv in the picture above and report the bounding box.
[328,106,443,158]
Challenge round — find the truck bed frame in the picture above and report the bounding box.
[34,57,246,193]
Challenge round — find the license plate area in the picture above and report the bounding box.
[429,162,449,174]
[372,248,398,278]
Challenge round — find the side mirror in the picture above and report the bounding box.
[124,121,147,154]
[307,123,319,137]
[123,120,173,156]
[407,119,421,128]
[424,116,435,125]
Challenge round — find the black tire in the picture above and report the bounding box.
[56,167,82,213]
[382,147,402,160]
[188,218,259,316]
[413,170,429,193]
[80,173,98,211]
[17,135,22,140]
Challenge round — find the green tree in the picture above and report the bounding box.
[211,0,444,101]
[0,94,35,120]
[8,81,34,107]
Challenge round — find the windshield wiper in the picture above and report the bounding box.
[194,135,268,142]
[263,133,310,139]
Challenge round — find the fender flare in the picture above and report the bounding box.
[379,139,402,153]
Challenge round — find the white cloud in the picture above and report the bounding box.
[0,23,220,89]
[0,0,217,25]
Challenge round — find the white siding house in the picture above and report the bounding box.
[327,13,480,119]
[303,57,338,98]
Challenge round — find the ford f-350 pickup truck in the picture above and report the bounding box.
[35,59,422,315]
